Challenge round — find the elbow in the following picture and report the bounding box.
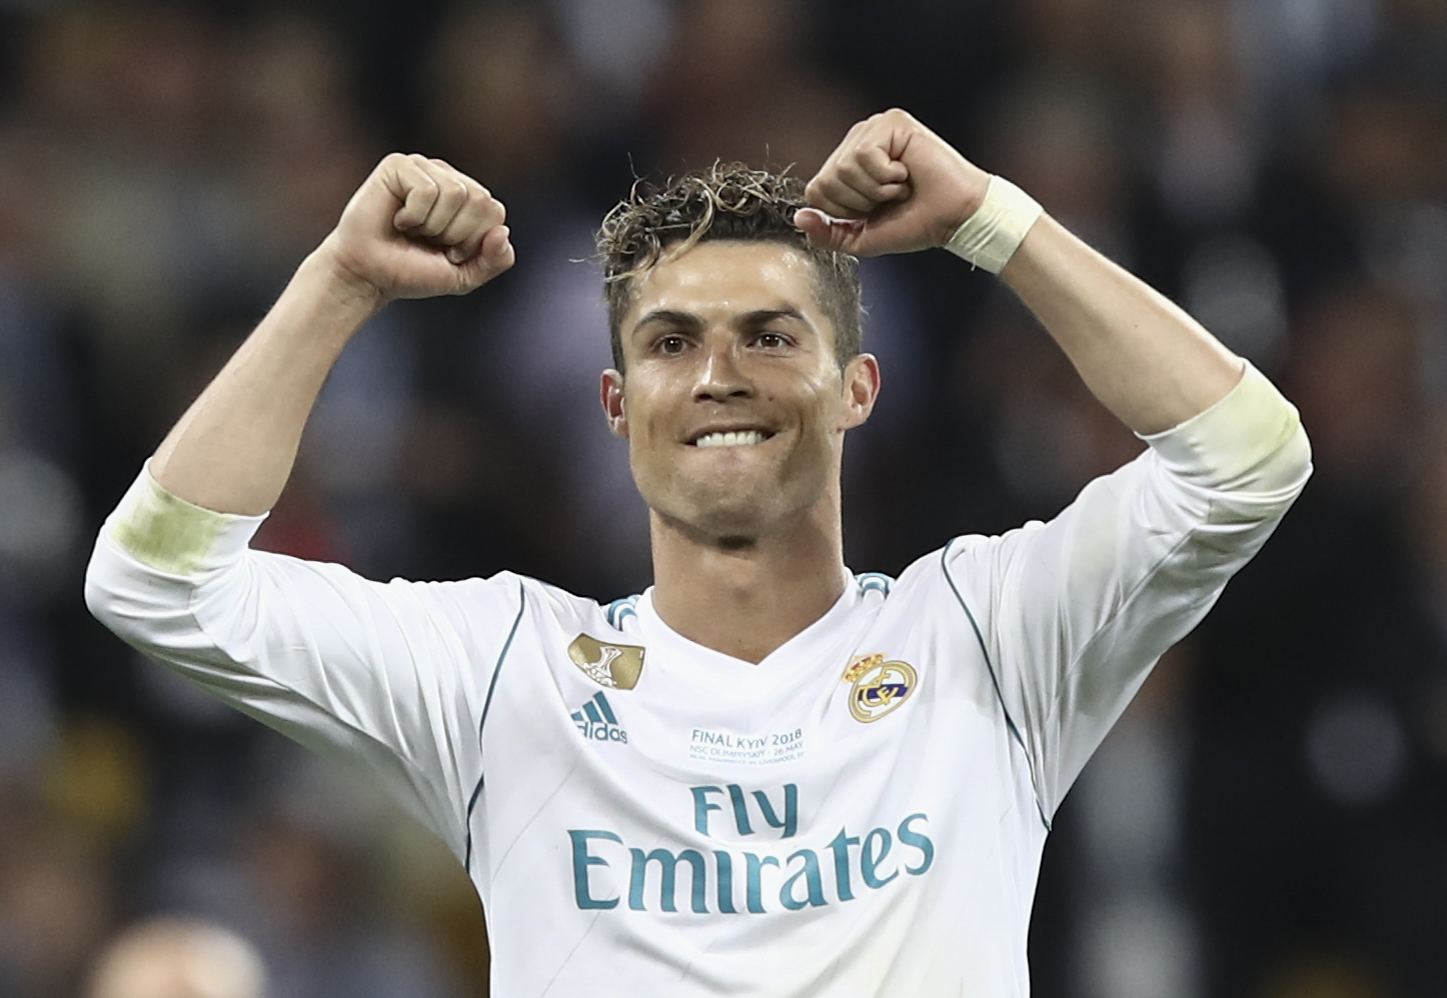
[83,562,109,625]
[83,531,193,645]
[83,533,135,639]
[1205,420,1312,532]
[1258,418,1313,498]
[1215,387,1313,498]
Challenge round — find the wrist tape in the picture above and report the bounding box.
[943,176,1043,273]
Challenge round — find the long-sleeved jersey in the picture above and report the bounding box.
[86,363,1310,997]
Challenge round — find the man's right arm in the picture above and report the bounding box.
[151,153,513,515]
[83,155,519,858]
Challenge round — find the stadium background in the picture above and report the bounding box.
[1,0,1445,995]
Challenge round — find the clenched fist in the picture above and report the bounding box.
[795,109,991,258]
[318,153,515,302]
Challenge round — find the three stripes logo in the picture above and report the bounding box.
[572,692,628,744]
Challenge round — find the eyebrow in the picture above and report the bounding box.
[632,307,812,333]
[741,307,809,328]
[633,309,703,332]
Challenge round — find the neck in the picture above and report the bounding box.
[649,493,849,664]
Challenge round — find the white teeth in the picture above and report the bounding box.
[694,430,766,448]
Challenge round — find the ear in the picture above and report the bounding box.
[838,353,881,431]
[601,368,628,438]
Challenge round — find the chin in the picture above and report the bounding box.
[642,481,768,542]
[682,497,775,542]
[638,460,828,543]
[668,480,826,545]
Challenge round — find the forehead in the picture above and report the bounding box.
[624,240,823,325]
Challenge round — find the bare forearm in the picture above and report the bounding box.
[796,111,1245,435]
[147,153,513,517]
[150,253,382,515]
[1000,214,1243,435]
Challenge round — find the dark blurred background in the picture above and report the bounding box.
[1,0,1445,995]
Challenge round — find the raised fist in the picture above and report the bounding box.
[318,153,514,302]
[795,109,991,258]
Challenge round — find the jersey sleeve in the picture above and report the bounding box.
[83,467,528,861]
[943,362,1311,818]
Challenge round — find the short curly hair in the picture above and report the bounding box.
[596,163,863,370]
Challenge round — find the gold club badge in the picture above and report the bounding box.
[568,634,645,690]
[842,653,918,723]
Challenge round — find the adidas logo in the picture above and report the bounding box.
[572,692,628,743]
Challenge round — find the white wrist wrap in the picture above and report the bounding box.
[943,176,1043,274]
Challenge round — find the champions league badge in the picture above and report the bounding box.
[568,633,645,690]
[842,653,918,723]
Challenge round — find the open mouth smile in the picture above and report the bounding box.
[689,429,775,448]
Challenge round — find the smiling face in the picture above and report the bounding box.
[601,240,880,544]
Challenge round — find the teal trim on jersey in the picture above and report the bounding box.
[594,692,619,725]
[856,572,894,597]
[940,541,1052,833]
[606,595,641,629]
[464,579,529,873]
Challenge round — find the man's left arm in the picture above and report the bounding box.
[797,108,1243,433]
[801,110,1312,815]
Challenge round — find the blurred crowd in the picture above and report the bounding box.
[0,0,1444,996]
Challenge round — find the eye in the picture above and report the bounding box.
[657,334,689,355]
[755,331,791,350]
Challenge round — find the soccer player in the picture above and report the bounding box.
[86,109,1310,996]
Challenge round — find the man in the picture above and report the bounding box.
[86,109,1310,996]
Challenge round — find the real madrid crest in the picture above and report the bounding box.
[842,653,918,723]
[568,633,645,690]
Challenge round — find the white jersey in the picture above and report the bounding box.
[86,364,1310,998]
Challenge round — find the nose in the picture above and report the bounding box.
[693,337,753,402]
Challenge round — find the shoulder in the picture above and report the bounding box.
[871,528,1052,629]
[379,571,623,641]
[848,544,981,625]
[889,529,1038,591]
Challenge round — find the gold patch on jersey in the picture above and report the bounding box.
[843,653,918,723]
[568,634,645,690]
